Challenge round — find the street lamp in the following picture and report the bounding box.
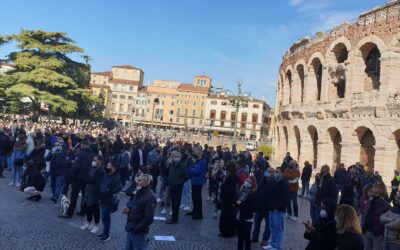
[229,81,248,152]
[151,98,160,130]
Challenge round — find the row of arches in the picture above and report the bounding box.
[277,124,400,172]
[279,35,387,106]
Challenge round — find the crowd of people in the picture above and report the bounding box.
[0,118,400,250]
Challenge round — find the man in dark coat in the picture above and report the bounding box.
[46,141,68,203]
[315,165,338,208]
[60,140,94,218]
[301,161,313,197]
[0,128,11,178]
[112,135,124,155]
[124,173,156,250]
[131,143,146,177]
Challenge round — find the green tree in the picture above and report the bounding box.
[0,30,96,122]
[258,144,274,157]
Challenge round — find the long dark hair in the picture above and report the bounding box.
[226,161,238,177]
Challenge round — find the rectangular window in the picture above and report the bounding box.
[192,110,196,117]
[221,101,227,106]
[120,95,126,100]
[177,108,181,116]
[200,110,204,118]
[210,110,216,120]
[112,103,116,112]
[177,117,180,123]
[252,114,258,123]
[112,95,117,98]
[211,100,217,105]
[221,121,225,127]
[103,81,106,84]
[184,109,188,117]
[120,104,124,112]
[220,111,226,120]
[231,112,236,128]
[130,86,133,91]
[201,102,204,106]
[193,102,196,106]
[128,104,132,112]
[241,113,247,128]
[253,104,260,108]
[171,102,174,106]
[191,118,194,125]
[147,108,149,112]
[147,100,150,104]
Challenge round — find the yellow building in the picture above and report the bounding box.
[90,65,144,126]
[89,83,112,118]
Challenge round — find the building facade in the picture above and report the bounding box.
[133,87,148,124]
[205,92,271,141]
[90,65,144,125]
[272,1,400,185]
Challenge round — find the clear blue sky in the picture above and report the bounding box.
[0,0,384,107]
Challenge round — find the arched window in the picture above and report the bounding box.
[360,43,381,91]
[296,65,305,103]
[311,58,322,101]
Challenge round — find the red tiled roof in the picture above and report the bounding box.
[92,71,112,77]
[178,83,209,93]
[112,65,143,71]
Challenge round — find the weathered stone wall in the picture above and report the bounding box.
[273,0,400,186]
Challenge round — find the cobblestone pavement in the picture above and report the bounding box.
[0,171,307,250]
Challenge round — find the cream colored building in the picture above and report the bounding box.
[133,87,148,124]
[272,1,400,185]
[90,65,144,126]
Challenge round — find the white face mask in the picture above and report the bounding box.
[136,186,142,190]
[320,209,327,218]
[92,161,97,167]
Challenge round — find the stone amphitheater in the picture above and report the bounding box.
[272,0,400,184]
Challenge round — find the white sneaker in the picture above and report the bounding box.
[169,211,172,216]
[157,198,162,203]
[8,182,14,186]
[180,204,185,209]
[283,213,289,219]
[90,224,99,234]
[80,222,92,230]
[289,216,299,221]
[15,182,21,187]
[160,208,168,214]
[263,245,273,250]
[183,206,191,211]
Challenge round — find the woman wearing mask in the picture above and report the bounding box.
[236,176,257,250]
[10,134,27,187]
[308,173,320,225]
[335,204,364,250]
[380,190,400,250]
[80,155,105,234]
[340,176,362,214]
[207,148,224,202]
[219,161,239,238]
[303,198,337,250]
[97,160,123,242]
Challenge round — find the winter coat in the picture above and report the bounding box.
[100,171,123,205]
[237,191,256,221]
[337,232,364,250]
[118,150,130,168]
[380,208,400,245]
[0,132,11,156]
[125,186,156,234]
[361,198,390,236]
[301,164,313,182]
[315,174,337,207]
[46,151,68,176]
[334,168,349,189]
[283,168,300,192]
[167,161,188,187]
[21,168,42,190]
[255,177,274,216]
[269,177,290,212]
[85,166,105,206]
[70,147,94,182]
[210,157,224,179]
[188,158,206,186]
[304,217,337,250]
[219,174,239,237]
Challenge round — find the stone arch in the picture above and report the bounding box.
[327,36,352,55]
[326,38,350,99]
[294,126,301,161]
[285,69,293,104]
[394,129,400,171]
[327,127,342,167]
[308,125,319,168]
[355,35,388,92]
[294,60,306,103]
[283,126,289,153]
[307,52,325,68]
[308,57,323,101]
[355,126,376,170]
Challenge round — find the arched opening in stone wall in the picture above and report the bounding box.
[283,126,289,153]
[294,126,301,161]
[360,43,381,91]
[394,130,400,171]
[328,127,342,167]
[311,58,322,101]
[356,127,376,171]
[297,65,305,103]
[285,70,293,104]
[333,43,348,98]
[308,125,318,168]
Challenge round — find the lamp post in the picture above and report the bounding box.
[229,81,248,152]
[151,98,160,130]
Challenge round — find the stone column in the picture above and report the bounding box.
[380,52,400,93]
[340,140,360,167]
[374,136,398,187]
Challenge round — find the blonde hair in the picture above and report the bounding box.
[335,204,362,234]
[138,174,153,186]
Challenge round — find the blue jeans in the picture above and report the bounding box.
[100,204,111,237]
[287,191,298,217]
[252,213,270,242]
[158,176,165,199]
[11,164,23,185]
[52,175,64,200]
[301,180,310,196]
[181,180,192,207]
[126,231,148,250]
[269,211,284,250]
[385,242,400,250]
[309,204,319,225]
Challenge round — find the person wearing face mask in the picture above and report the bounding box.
[380,190,400,250]
[96,160,123,242]
[389,170,400,206]
[264,167,290,250]
[303,198,337,250]
[187,148,207,220]
[315,165,337,210]
[251,167,275,246]
[45,140,68,203]
[80,155,105,234]
[308,174,321,225]
[361,186,390,250]
[165,151,188,224]
[340,176,363,214]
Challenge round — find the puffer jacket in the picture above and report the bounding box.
[380,209,400,245]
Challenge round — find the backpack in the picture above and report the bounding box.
[36,174,46,191]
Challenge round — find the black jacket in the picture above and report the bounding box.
[86,166,105,206]
[100,171,123,205]
[21,169,42,190]
[255,177,274,216]
[269,177,290,212]
[167,161,188,187]
[0,132,11,156]
[46,150,68,176]
[70,147,94,182]
[301,164,313,181]
[315,174,337,207]
[304,217,337,250]
[125,186,157,234]
[337,232,364,250]
[238,191,256,220]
